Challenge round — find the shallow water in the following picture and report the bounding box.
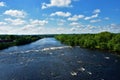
[0,38,120,80]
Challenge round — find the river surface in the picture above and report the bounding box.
[0,38,120,80]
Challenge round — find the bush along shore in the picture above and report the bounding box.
[55,32,120,55]
[0,35,42,50]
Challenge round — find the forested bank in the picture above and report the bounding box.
[0,35,42,50]
[55,32,120,54]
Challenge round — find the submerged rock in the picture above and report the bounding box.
[78,67,85,72]
[77,61,83,64]
[70,71,77,76]
[87,71,92,75]
[104,57,110,59]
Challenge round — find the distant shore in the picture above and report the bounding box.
[0,35,41,50]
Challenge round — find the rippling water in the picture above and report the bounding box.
[0,38,120,80]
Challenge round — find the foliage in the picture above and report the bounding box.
[55,32,120,54]
[0,35,41,50]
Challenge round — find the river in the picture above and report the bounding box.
[0,38,120,80]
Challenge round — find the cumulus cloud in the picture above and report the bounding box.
[70,22,79,26]
[4,10,27,18]
[68,15,84,21]
[0,18,48,34]
[70,24,94,33]
[0,26,13,34]
[0,23,120,34]
[59,19,66,23]
[21,24,36,31]
[57,19,66,26]
[50,11,71,17]
[84,14,98,20]
[29,19,48,26]
[90,19,101,23]
[70,27,76,31]
[41,0,72,9]
[0,2,6,7]
[70,23,120,33]
[84,9,101,20]
[4,18,25,26]
[0,22,7,25]
[93,9,101,14]
[57,27,64,31]
[9,19,48,34]
[99,24,120,33]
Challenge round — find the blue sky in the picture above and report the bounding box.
[0,0,120,34]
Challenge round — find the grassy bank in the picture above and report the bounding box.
[55,32,120,54]
[0,35,41,50]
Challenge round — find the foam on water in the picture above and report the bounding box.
[41,46,72,51]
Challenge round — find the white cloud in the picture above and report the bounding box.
[90,19,101,23]
[58,22,64,26]
[0,22,7,25]
[57,19,66,26]
[84,14,98,20]
[0,19,48,34]
[70,22,85,32]
[41,3,47,9]
[70,22,79,26]
[100,24,120,33]
[68,15,84,21]
[4,10,27,18]
[0,2,6,7]
[104,17,110,20]
[50,11,71,17]
[92,14,98,18]
[5,18,25,25]
[57,27,64,31]
[93,9,101,14]
[11,19,48,34]
[0,23,120,34]
[20,27,70,34]
[30,19,48,26]
[70,28,76,31]
[59,19,66,23]
[0,26,13,34]
[84,9,100,20]
[21,24,35,31]
[70,23,120,33]
[70,24,94,33]
[41,0,72,9]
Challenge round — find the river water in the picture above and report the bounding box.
[0,38,120,80]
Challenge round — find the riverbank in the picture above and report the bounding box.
[0,35,41,50]
[55,32,120,55]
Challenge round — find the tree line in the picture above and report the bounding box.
[55,32,120,54]
[0,35,42,50]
